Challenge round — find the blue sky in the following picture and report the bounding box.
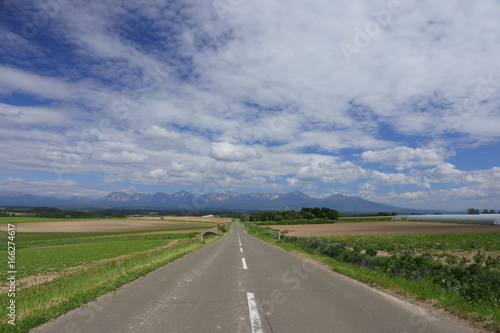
[0,0,499,211]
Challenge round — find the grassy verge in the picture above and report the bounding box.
[0,231,226,333]
[244,223,500,332]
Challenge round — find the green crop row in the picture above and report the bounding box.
[320,232,500,253]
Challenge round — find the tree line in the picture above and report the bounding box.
[248,207,340,222]
[35,210,100,218]
[0,210,14,217]
[467,208,499,214]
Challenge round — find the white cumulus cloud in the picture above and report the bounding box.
[210,142,262,162]
[288,161,368,185]
[97,151,148,164]
[361,146,450,170]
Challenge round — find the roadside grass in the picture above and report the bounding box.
[0,229,227,333]
[244,223,500,332]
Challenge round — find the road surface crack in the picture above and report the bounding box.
[257,294,274,333]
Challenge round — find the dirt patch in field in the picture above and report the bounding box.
[119,227,217,236]
[0,219,216,233]
[141,216,232,222]
[267,221,500,237]
[2,274,59,292]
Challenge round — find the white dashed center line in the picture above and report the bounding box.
[239,225,262,332]
[246,292,263,333]
[242,258,248,270]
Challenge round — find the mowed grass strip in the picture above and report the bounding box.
[11,239,170,279]
[0,232,199,281]
[1,229,207,250]
[0,232,225,333]
[7,226,211,245]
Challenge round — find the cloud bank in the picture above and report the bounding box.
[0,0,499,210]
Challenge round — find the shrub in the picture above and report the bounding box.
[216,223,228,234]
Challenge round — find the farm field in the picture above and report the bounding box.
[0,232,192,290]
[0,215,231,224]
[266,221,500,236]
[0,217,100,224]
[0,218,223,233]
[138,216,232,222]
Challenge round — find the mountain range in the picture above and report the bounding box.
[0,191,441,214]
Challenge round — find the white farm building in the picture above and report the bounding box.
[403,214,500,225]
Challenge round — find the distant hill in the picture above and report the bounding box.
[0,191,440,214]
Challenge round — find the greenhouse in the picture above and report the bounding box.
[403,214,500,225]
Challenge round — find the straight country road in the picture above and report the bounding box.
[32,221,480,333]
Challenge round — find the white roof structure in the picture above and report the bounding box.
[406,214,500,225]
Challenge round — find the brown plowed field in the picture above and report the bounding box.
[0,218,222,233]
[266,221,500,237]
[140,216,232,222]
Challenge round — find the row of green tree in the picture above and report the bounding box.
[467,208,499,214]
[0,210,15,217]
[248,207,340,222]
[36,210,100,218]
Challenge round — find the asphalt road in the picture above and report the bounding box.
[32,221,480,333]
